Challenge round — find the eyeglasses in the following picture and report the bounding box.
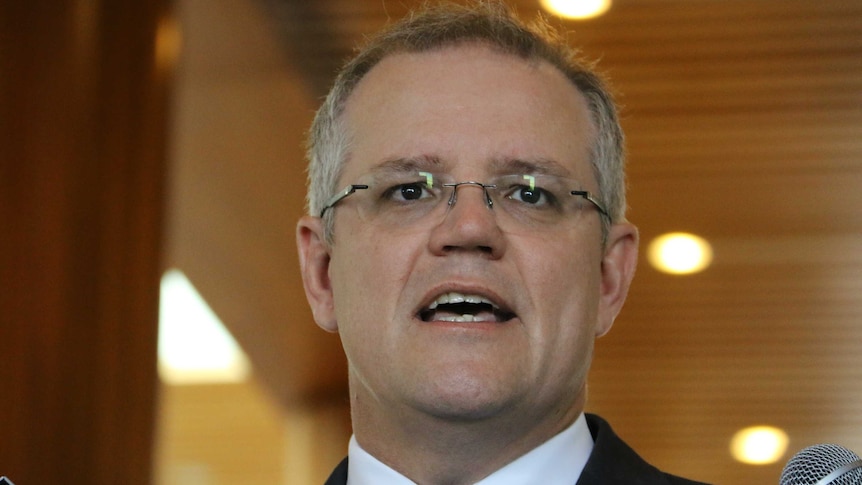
[319,171,608,233]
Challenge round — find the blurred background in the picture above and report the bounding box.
[3,0,861,484]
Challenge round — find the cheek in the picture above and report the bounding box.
[328,247,386,369]
[520,238,603,336]
[328,231,425,383]
[527,235,598,288]
[328,229,421,325]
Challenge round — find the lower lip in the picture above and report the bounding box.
[418,318,511,331]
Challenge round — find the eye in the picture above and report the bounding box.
[384,181,432,202]
[512,186,542,204]
[506,184,554,207]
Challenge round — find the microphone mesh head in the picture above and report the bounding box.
[779,444,862,485]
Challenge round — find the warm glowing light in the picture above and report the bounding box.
[730,426,790,465]
[158,269,251,384]
[540,0,612,20]
[155,15,182,72]
[647,232,713,274]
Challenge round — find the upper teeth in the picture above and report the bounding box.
[427,292,497,310]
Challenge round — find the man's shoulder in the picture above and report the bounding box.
[579,413,711,485]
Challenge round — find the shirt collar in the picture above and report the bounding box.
[346,413,594,485]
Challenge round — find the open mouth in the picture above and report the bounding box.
[418,291,516,323]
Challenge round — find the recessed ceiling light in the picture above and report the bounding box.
[540,0,613,20]
[647,232,713,275]
[730,425,790,465]
[158,269,251,385]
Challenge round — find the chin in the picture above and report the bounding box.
[408,371,523,422]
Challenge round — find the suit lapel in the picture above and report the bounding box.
[576,414,674,485]
[324,457,349,485]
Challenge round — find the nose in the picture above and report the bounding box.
[427,182,507,258]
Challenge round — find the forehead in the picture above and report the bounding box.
[340,44,596,182]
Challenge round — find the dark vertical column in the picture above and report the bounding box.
[0,1,173,483]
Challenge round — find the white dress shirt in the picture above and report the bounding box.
[346,413,594,485]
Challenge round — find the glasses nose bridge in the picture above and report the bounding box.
[443,180,495,209]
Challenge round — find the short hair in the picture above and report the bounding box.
[306,1,625,243]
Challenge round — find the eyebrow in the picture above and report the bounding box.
[489,157,571,178]
[369,154,572,178]
[371,155,444,174]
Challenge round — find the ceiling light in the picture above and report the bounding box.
[730,425,790,465]
[158,269,251,384]
[540,0,612,20]
[647,232,713,275]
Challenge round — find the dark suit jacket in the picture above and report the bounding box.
[324,414,710,484]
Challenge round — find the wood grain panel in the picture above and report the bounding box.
[0,1,172,483]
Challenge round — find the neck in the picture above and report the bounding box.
[350,387,586,484]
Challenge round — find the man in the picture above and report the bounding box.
[297,2,708,484]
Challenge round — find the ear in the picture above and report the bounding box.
[595,222,639,337]
[296,215,338,333]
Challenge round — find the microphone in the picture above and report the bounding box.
[780,444,862,485]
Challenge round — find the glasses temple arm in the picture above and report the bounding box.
[319,184,369,217]
[571,190,609,218]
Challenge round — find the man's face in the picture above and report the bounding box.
[298,45,637,427]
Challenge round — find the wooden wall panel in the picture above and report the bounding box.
[0,1,172,483]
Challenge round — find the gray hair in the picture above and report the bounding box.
[306,1,626,243]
